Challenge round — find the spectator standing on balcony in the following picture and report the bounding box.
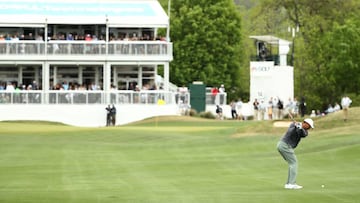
[90,82,99,90]
[66,33,74,40]
[85,34,92,41]
[25,33,35,40]
[0,34,5,53]
[135,85,141,92]
[5,34,11,41]
[5,82,15,91]
[128,82,135,91]
[32,80,38,90]
[11,34,19,41]
[211,87,219,104]
[219,84,226,105]
[62,81,69,90]
[35,34,43,41]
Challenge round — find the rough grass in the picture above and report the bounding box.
[0,108,359,202]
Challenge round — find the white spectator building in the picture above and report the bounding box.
[0,0,178,126]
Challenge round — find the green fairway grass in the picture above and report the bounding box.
[0,108,359,203]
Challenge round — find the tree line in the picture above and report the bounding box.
[159,0,360,113]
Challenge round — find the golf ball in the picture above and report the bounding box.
[321,185,325,188]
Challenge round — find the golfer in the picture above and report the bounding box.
[277,118,314,189]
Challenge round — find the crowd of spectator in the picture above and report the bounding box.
[0,81,39,91]
[0,80,163,92]
[0,30,169,56]
[251,97,298,121]
[310,96,352,121]
[248,95,353,121]
[0,31,166,42]
[0,32,42,41]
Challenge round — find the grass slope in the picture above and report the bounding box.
[0,108,359,202]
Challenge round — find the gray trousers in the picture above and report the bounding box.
[277,140,298,184]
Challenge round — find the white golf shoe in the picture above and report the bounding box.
[285,184,303,189]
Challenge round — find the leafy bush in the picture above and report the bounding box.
[188,108,198,117]
[198,111,216,119]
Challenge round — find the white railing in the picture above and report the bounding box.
[0,41,45,55]
[0,90,182,105]
[108,41,170,56]
[0,90,226,105]
[206,93,227,105]
[0,41,172,57]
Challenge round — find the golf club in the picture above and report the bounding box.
[288,110,296,122]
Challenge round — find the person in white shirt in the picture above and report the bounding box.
[219,84,226,105]
[333,102,341,112]
[236,98,243,120]
[341,96,352,121]
[5,82,15,91]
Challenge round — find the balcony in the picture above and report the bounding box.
[0,90,227,106]
[0,90,179,105]
[0,40,173,61]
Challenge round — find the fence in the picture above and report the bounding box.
[0,90,177,105]
[0,41,172,56]
[0,90,226,106]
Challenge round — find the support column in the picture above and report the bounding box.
[138,66,142,88]
[154,65,158,89]
[34,66,40,84]
[53,66,57,86]
[164,62,170,91]
[95,67,100,88]
[78,66,83,85]
[43,62,50,103]
[18,66,23,85]
[103,62,111,103]
[112,66,117,88]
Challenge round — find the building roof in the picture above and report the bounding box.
[0,0,168,27]
[249,35,291,45]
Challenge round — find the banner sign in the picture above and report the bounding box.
[250,61,293,104]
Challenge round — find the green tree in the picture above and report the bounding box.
[168,0,243,102]
[260,0,360,111]
[324,18,360,95]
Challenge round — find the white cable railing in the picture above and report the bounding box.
[0,90,180,105]
[0,41,172,56]
[0,90,226,105]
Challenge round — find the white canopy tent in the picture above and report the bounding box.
[0,0,169,27]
